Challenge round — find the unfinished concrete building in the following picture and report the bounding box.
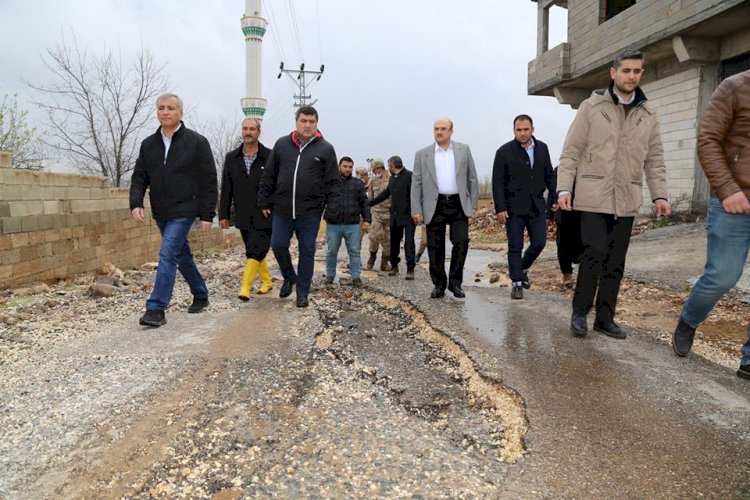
[528,0,750,212]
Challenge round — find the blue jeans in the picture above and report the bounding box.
[271,214,321,297]
[680,198,750,364]
[147,217,208,311]
[325,223,361,279]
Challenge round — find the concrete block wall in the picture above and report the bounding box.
[0,167,239,289]
[641,67,701,210]
[566,0,742,79]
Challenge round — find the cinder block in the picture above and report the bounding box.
[4,249,22,264]
[0,264,13,288]
[20,185,43,201]
[27,231,45,246]
[43,200,63,215]
[44,230,61,243]
[10,232,29,248]
[21,216,40,232]
[0,234,11,251]
[0,202,9,218]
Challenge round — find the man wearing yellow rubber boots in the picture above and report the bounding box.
[219,117,273,299]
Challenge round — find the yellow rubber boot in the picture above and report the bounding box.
[238,259,261,301]
[258,259,273,294]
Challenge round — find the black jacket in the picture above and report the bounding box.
[370,168,413,226]
[324,175,371,225]
[492,137,555,216]
[258,131,339,219]
[218,142,272,230]
[129,122,217,222]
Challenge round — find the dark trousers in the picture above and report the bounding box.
[555,210,583,274]
[389,220,416,271]
[427,194,469,289]
[573,212,634,323]
[505,207,547,282]
[270,214,321,297]
[239,226,272,261]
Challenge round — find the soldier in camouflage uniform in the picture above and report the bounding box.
[366,158,391,271]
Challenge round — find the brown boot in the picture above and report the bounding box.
[380,256,391,272]
[562,273,574,289]
[366,252,376,270]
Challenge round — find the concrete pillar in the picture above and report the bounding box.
[537,2,549,56]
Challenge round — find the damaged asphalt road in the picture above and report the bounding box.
[1,248,749,498]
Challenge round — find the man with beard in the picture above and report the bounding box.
[219,117,273,299]
[557,49,671,339]
[323,156,371,286]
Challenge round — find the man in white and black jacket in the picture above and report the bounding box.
[129,93,217,327]
[258,105,339,308]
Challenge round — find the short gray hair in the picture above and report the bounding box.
[156,93,184,113]
[242,117,261,130]
[613,49,644,69]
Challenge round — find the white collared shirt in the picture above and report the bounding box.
[161,123,182,160]
[434,142,458,195]
[523,137,535,169]
[613,89,635,105]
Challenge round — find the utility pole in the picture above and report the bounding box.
[277,62,325,107]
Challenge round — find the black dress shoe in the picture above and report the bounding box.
[738,363,750,380]
[593,320,626,339]
[279,278,296,298]
[570,313,588,337]
[522,271,531,290]
[430,286,445,298]
[187,297,209,313]
[296,295,309,307]
[139,309,166,327]
[511,285,523,300]
[448,284,465,298]
[672,318,696,357]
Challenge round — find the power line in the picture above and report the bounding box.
[284,0,305,62]
[315,0,324,62]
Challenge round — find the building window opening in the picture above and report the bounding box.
[601,0,636,22]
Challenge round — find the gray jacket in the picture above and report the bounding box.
[411,141,479,224]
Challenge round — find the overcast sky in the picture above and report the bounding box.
[0,0,574,179]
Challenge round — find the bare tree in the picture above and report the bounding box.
[0,94,45,169]
[195,115,242,174]
[27,33,168,186]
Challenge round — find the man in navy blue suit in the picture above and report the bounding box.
[492,114,556,300]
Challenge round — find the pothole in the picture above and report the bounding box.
[313,286,528,463]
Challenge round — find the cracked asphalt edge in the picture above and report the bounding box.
[314,287,528,463]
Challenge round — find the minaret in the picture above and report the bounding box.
[240,0,267,120]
